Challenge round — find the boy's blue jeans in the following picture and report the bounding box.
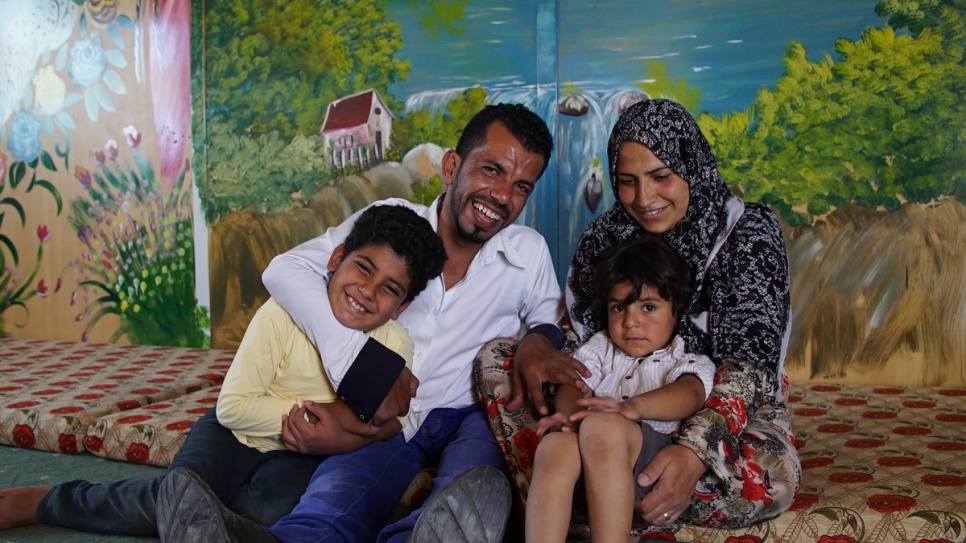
[35,409,324,536]
[267,404,507,543]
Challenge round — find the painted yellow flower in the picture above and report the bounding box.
[33,65,67,114]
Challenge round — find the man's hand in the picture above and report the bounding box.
[507,334,590,415]
[281,401,343,454]
[634,444,707,525]
[371,367,418,427]
[535,412,575,437]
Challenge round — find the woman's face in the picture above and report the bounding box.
[615,141,690,234]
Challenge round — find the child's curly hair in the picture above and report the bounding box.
[344,205,447,302]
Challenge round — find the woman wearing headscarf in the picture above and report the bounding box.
[477,99,800,531]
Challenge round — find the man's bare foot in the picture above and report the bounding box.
[0,485,52,529]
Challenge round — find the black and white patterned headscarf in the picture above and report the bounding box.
[566,99,789,374]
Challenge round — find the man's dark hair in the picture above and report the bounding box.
[343,205,447,302]
[592,236,693,323]
[454,103,554,178]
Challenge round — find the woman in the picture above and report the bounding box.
[477,98,800,532]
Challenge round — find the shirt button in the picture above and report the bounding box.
[622,395,629,400]
[625,375,632,379]
[688,359,695,364]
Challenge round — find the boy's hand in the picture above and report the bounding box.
[572,396,640,422]
[372,368,418,426]
[536,412,575,437]
[282,402,341,454]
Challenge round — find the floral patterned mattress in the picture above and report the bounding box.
[0,338,234,466]
[642,383,966,543]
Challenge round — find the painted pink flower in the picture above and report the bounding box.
[37,225,51,243]
[105,139,118,161]
[123,125,141,148]
[150,0,191,192]
[55,278,62,293]
[74,165,92,189]
[38,279,49,297]
[93,148,106,166]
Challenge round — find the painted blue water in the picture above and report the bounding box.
[383,0,889,284]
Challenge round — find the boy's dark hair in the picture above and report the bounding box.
[343,205,447,302]
[592,236,694,323]
[454,103,554,178]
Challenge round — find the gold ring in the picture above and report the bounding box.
[663,511,671,520]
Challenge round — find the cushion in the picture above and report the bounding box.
[0,338,234,455]
[83,386,222,467]
[475,338,966,543]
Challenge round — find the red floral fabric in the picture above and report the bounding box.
[475,339,966,543]
[0,338,233,455]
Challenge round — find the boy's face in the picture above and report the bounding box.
[606,281,677,358]
[326,243,413,332]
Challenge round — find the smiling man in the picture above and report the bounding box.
[156,103,563,543]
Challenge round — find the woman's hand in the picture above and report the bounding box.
[635,444,707,525]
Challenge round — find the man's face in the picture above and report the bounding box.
[442,122,546,244]
[326,243,412,332]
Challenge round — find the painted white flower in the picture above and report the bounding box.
[33,66,67,114]
[123,125,141,148]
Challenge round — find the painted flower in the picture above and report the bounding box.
[123,125,141,148]
[801,457,835,469]
[74,165,92,189]
[125,442,151,464]
[928,441,966,451]
[6,111,44,162]
[83,434,104,452]
[817,536,856,543]
[33,65,67,114]
[512,428,539,470]
[793,407,827,417]
[936,413,966,422]
[58,433,78,454]
[12,424,36,448]
[893,426,931,436]
[38,279,49,297]
[866,493,916,513]
[115,399,141,411]
[0,152,6,187]
[787,492,819,511]
[117,414,152,424]
[37,225,51,243]
[165,420,195,432]
[834,398,867,406]
[86,0,118,25]
[93,148,106,166]
[723,536,762,543]
[105,139,118,161]
[828,472,874,484]
[68,38,108,87]
[845,438,885,448]
[920,474,966,487]
[862,410,897,419]
[878,456,921,467]
[817,423,854,433]
[706,394,748,433]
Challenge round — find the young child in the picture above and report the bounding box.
[526,237,716,543]
[0,204,446,536]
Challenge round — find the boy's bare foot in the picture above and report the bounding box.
[0,485,52,529]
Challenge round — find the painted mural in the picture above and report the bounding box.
[2,0,963,387]
[0,0,204,346]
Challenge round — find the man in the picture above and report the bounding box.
[157,103,563,543]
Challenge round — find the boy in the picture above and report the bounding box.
[526,237,715,543]
[0,205,446,536]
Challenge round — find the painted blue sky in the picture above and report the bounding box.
[386,0,888,116]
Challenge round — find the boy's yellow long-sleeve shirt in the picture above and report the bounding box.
[216,297,414,453]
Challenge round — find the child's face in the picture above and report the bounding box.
[606,281,676,358]
[326,243,413,332]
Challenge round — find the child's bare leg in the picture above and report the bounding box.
[0,485,52,529]
[526,432,581,543]
[578,412,642,543]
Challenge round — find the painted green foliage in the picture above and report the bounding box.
[699,0,965,226]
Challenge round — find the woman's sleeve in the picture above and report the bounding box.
[708,207,791,373]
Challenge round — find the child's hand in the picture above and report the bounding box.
[572,396,640,422]
[536,412,575,437]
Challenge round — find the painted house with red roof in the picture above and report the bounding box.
[320,89,393,169]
